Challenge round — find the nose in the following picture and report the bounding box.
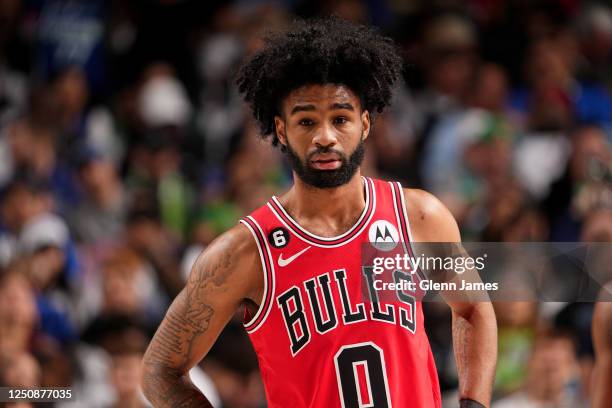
[312,123,338,149]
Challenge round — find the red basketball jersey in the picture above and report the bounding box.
[240,177,441,408]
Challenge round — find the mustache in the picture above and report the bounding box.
[306,146,346,162]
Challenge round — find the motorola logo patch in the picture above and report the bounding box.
[368,220,399,251]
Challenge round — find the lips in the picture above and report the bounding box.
[310,153,342,170]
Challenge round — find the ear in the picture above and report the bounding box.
[274,116,287,147]
[361,110,371,140]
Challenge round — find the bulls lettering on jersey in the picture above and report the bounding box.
[240,177,441,408]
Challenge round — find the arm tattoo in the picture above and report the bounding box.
[453,316,471,390]
[143,248,234,406]
[142,363,214,408]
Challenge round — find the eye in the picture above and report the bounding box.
[299,118,314,126]
[334,116,348,124]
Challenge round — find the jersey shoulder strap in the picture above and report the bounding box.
[239,205,276,333]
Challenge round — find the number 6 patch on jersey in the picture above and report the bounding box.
[268,227,290,249]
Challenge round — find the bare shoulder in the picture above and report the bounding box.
[198,222,259,264]
[188,222,263,303]
[402,188,461,242]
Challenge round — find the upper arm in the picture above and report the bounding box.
[403,188,487,314]
[403,188,461,243]
[143,224,261,375]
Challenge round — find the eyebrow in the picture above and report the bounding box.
[331,102,355,111]
[289,102,356,115]
[290,104,316,115]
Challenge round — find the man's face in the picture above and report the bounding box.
[274,84,370,188]
[110,352,144,397]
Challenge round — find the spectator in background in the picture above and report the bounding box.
[36,49,124,172]
[0,177,76,286]
[511,32,612,131]
[463,116,514,191]
[81,315,150,408]
[105,326,149,408]
[126,127,194,239]
[0,269,38,356]
[125,208,182,299]
[83,314,220,408]
[493,300,539,397]
[2,110,57,185]
[49,66,125,170]
[366,83,416,184]
[202,322,264,408]
[421,64,512,221]
[450,182,546,243]
[555,302,597,407]
[468,63,510,114]
[76,245,166,335]
[550,206,612,407]
[411,12,479,186]
[51,68,90,144]
[0,87,78,208]
[424,112,519,237]
[126,64,196,239]
[414,13,478,132]
[514,35,588,199]
[98,247,165,329]
[195,6,251,172]
[34,340,78,399]
[544,125,612,241]
[494,328,585,408]
[225,121,288,213]
[34,0,107,94]
[0,177,78,343]
[498,203,548,242]
[108,349,146,408]
[70,146,128,245]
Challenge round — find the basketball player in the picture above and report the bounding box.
[142,18,497,408]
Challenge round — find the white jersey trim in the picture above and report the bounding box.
[270,177,371,241]
[389,181,426,280]
[239,216,276,333]
[267,177,376,248]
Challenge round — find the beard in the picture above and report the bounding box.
[285,137,365,189]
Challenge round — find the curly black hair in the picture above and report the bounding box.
[236,17,404,149]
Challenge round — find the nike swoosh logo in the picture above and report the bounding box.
[278,246,311,267]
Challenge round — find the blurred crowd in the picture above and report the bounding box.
[0,0,611,407]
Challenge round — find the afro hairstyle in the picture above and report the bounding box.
[236,16,404,150]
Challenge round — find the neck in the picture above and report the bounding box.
[281,171,365,237]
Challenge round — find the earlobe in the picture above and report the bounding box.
[274,116,287,146]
